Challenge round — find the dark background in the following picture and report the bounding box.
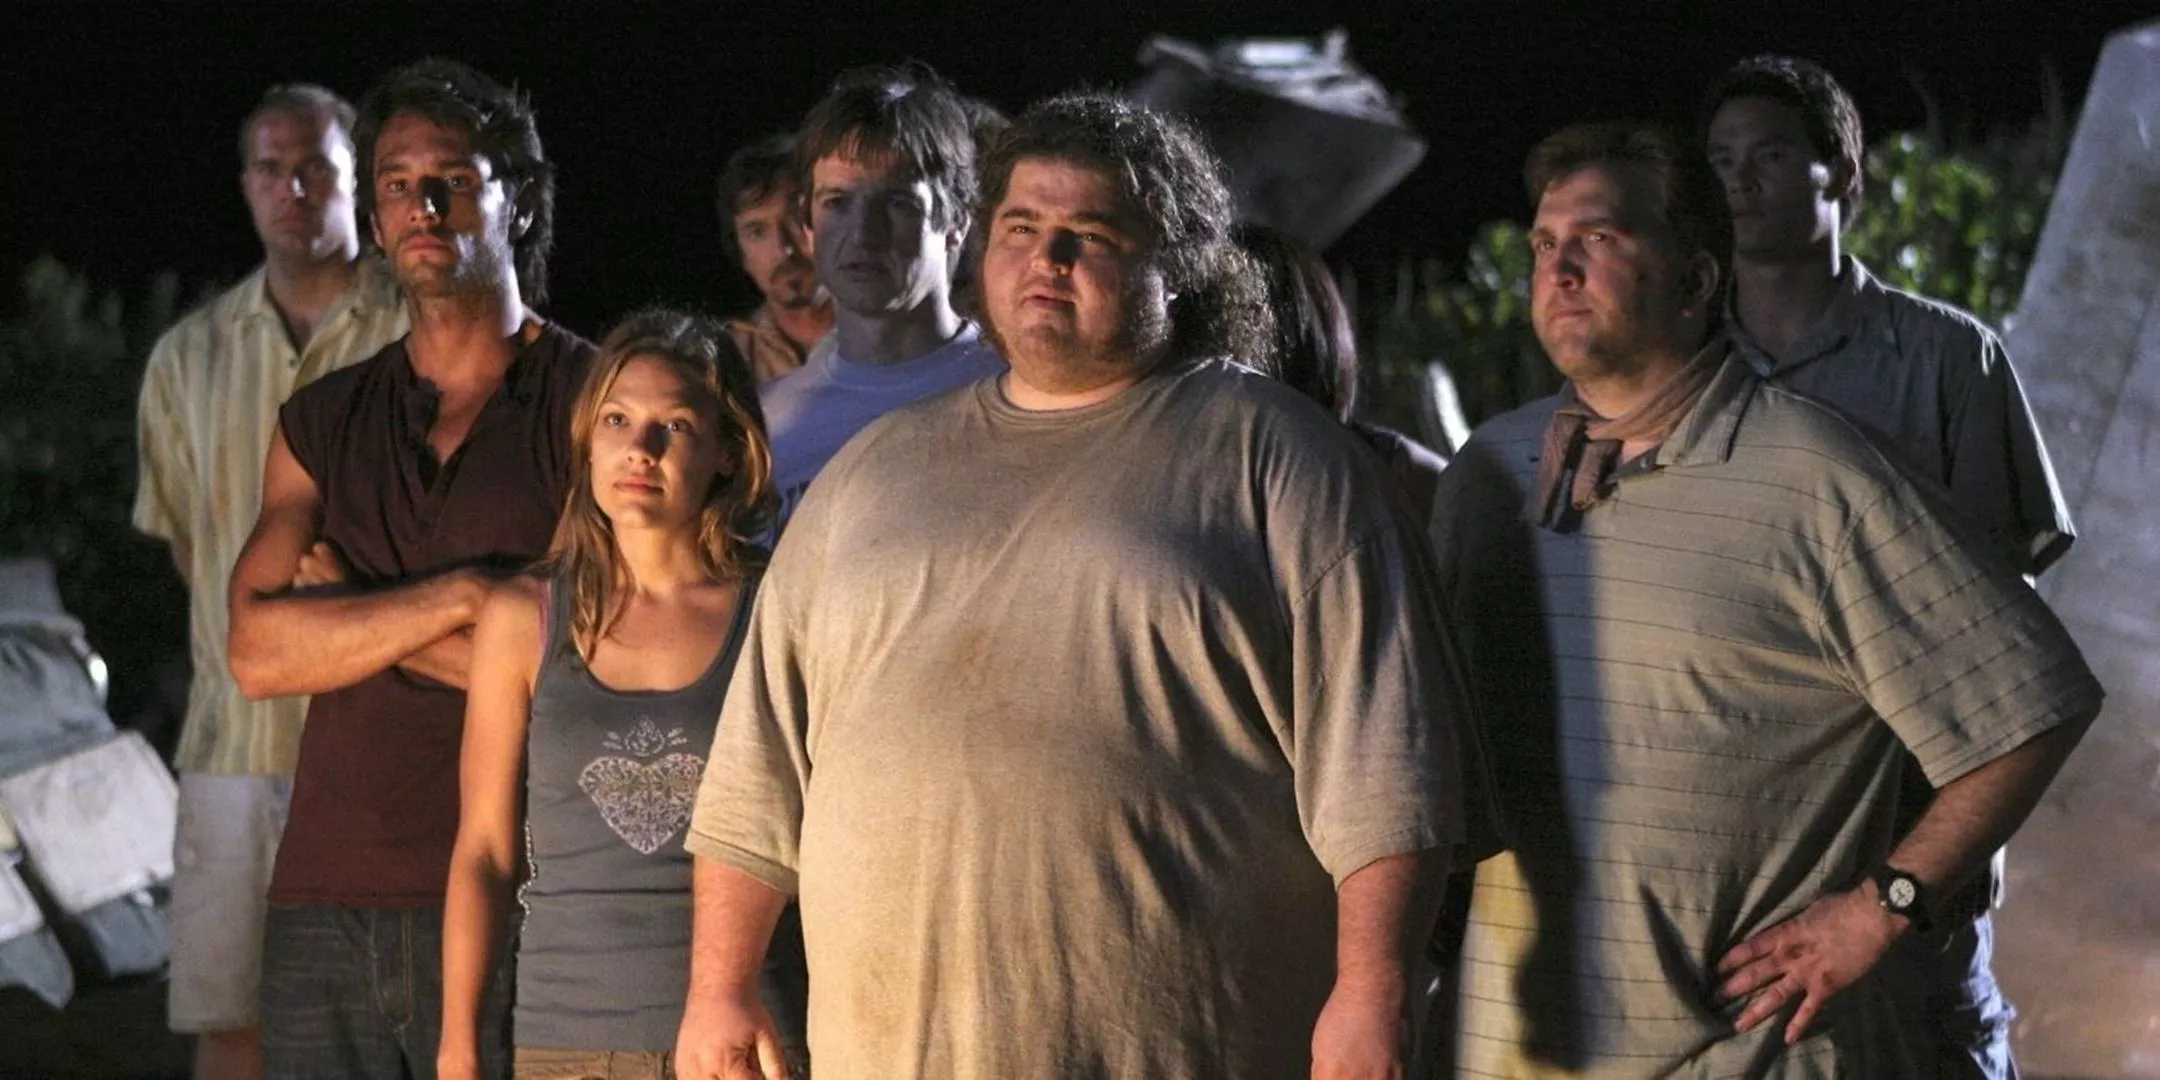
[4,0,2149,733]
[7,6,2154,1073]
[4,0,2148,337]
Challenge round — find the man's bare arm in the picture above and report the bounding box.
[1717,709,2099,1042]
[676,858,792,1080]
[399,629,477,690]
[1884,711,2096,893]
[1313,849,1450,1080]
[291,541,479,691]
[227,425,491,700]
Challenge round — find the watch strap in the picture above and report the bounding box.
[1869,863,1934,933]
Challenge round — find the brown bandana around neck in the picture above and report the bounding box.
[1526,335,1728,530]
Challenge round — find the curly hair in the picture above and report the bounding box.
[968,91,1272,366]
[794,62,977,234]
[543,308,773,661]
[1702,54,1865,223]
[354,58,557,306]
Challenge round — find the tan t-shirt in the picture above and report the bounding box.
[689,358,1470,1080]
[1430,355,2102,1077]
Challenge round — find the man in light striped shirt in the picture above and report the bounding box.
[1432,120,2102,1077]
[132,84,407,1080]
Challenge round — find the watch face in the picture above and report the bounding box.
[1887,877,1917,909]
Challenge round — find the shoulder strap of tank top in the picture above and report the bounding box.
[538,575,555,674]
[706,569,763,690]
[536,568,580,679]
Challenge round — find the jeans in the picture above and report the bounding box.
[261,905,512,1080]
[1919,911,2020,1080]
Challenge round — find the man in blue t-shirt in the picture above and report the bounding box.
[759,62,1006,530]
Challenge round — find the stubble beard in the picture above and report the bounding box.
[1537,313,1621,386]
[765,261,821,310]
[398,231,515,303]
[989,295,1173,397]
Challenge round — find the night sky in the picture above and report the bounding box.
[4,0,2148,336]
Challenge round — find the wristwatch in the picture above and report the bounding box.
[1868,864,1934,933]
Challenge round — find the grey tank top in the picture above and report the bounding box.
[515,569,766,1051]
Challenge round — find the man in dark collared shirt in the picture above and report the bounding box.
[227,59,594,1080]
[1705,55,2077,1079]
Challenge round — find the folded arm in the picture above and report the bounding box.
[226,424,490,700]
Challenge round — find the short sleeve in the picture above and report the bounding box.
[132,338,194,544]
[1815,470,2101,787]
[277,383,331,488]
[1944,330,2076,576]
[1422,436,1536,862]
[1284,520,1469,883]
[684,524,817,895]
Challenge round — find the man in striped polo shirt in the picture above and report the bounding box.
[133,83,407,1080]
[1431,121,2102,1077]
[1705,57,2075,1078]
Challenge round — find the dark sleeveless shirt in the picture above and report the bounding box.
[269,324,595,906]
[515,570,761,1051]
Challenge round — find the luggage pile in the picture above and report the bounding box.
[0,557,175,1008]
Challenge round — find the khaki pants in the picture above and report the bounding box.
[514,1048,672,1080]
[167,772,289,1033]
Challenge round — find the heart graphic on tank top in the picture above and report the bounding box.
[578,720,704,854]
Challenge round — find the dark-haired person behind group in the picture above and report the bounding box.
[1433,119,2100,1076]
[1704,59,2076,1076]
[717,134,833,385]
[948,95,1010,299]
[1236,223,1449,526]
[679,90,1472,1080]
[225,57,595,1078]
[438,311,805,1080]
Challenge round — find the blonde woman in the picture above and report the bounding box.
[438,309,805,1079]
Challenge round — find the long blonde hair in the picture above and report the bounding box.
[544,308,774,660]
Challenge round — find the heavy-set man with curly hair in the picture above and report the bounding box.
[677,92,1476,1080]
[225,58,595,1078]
